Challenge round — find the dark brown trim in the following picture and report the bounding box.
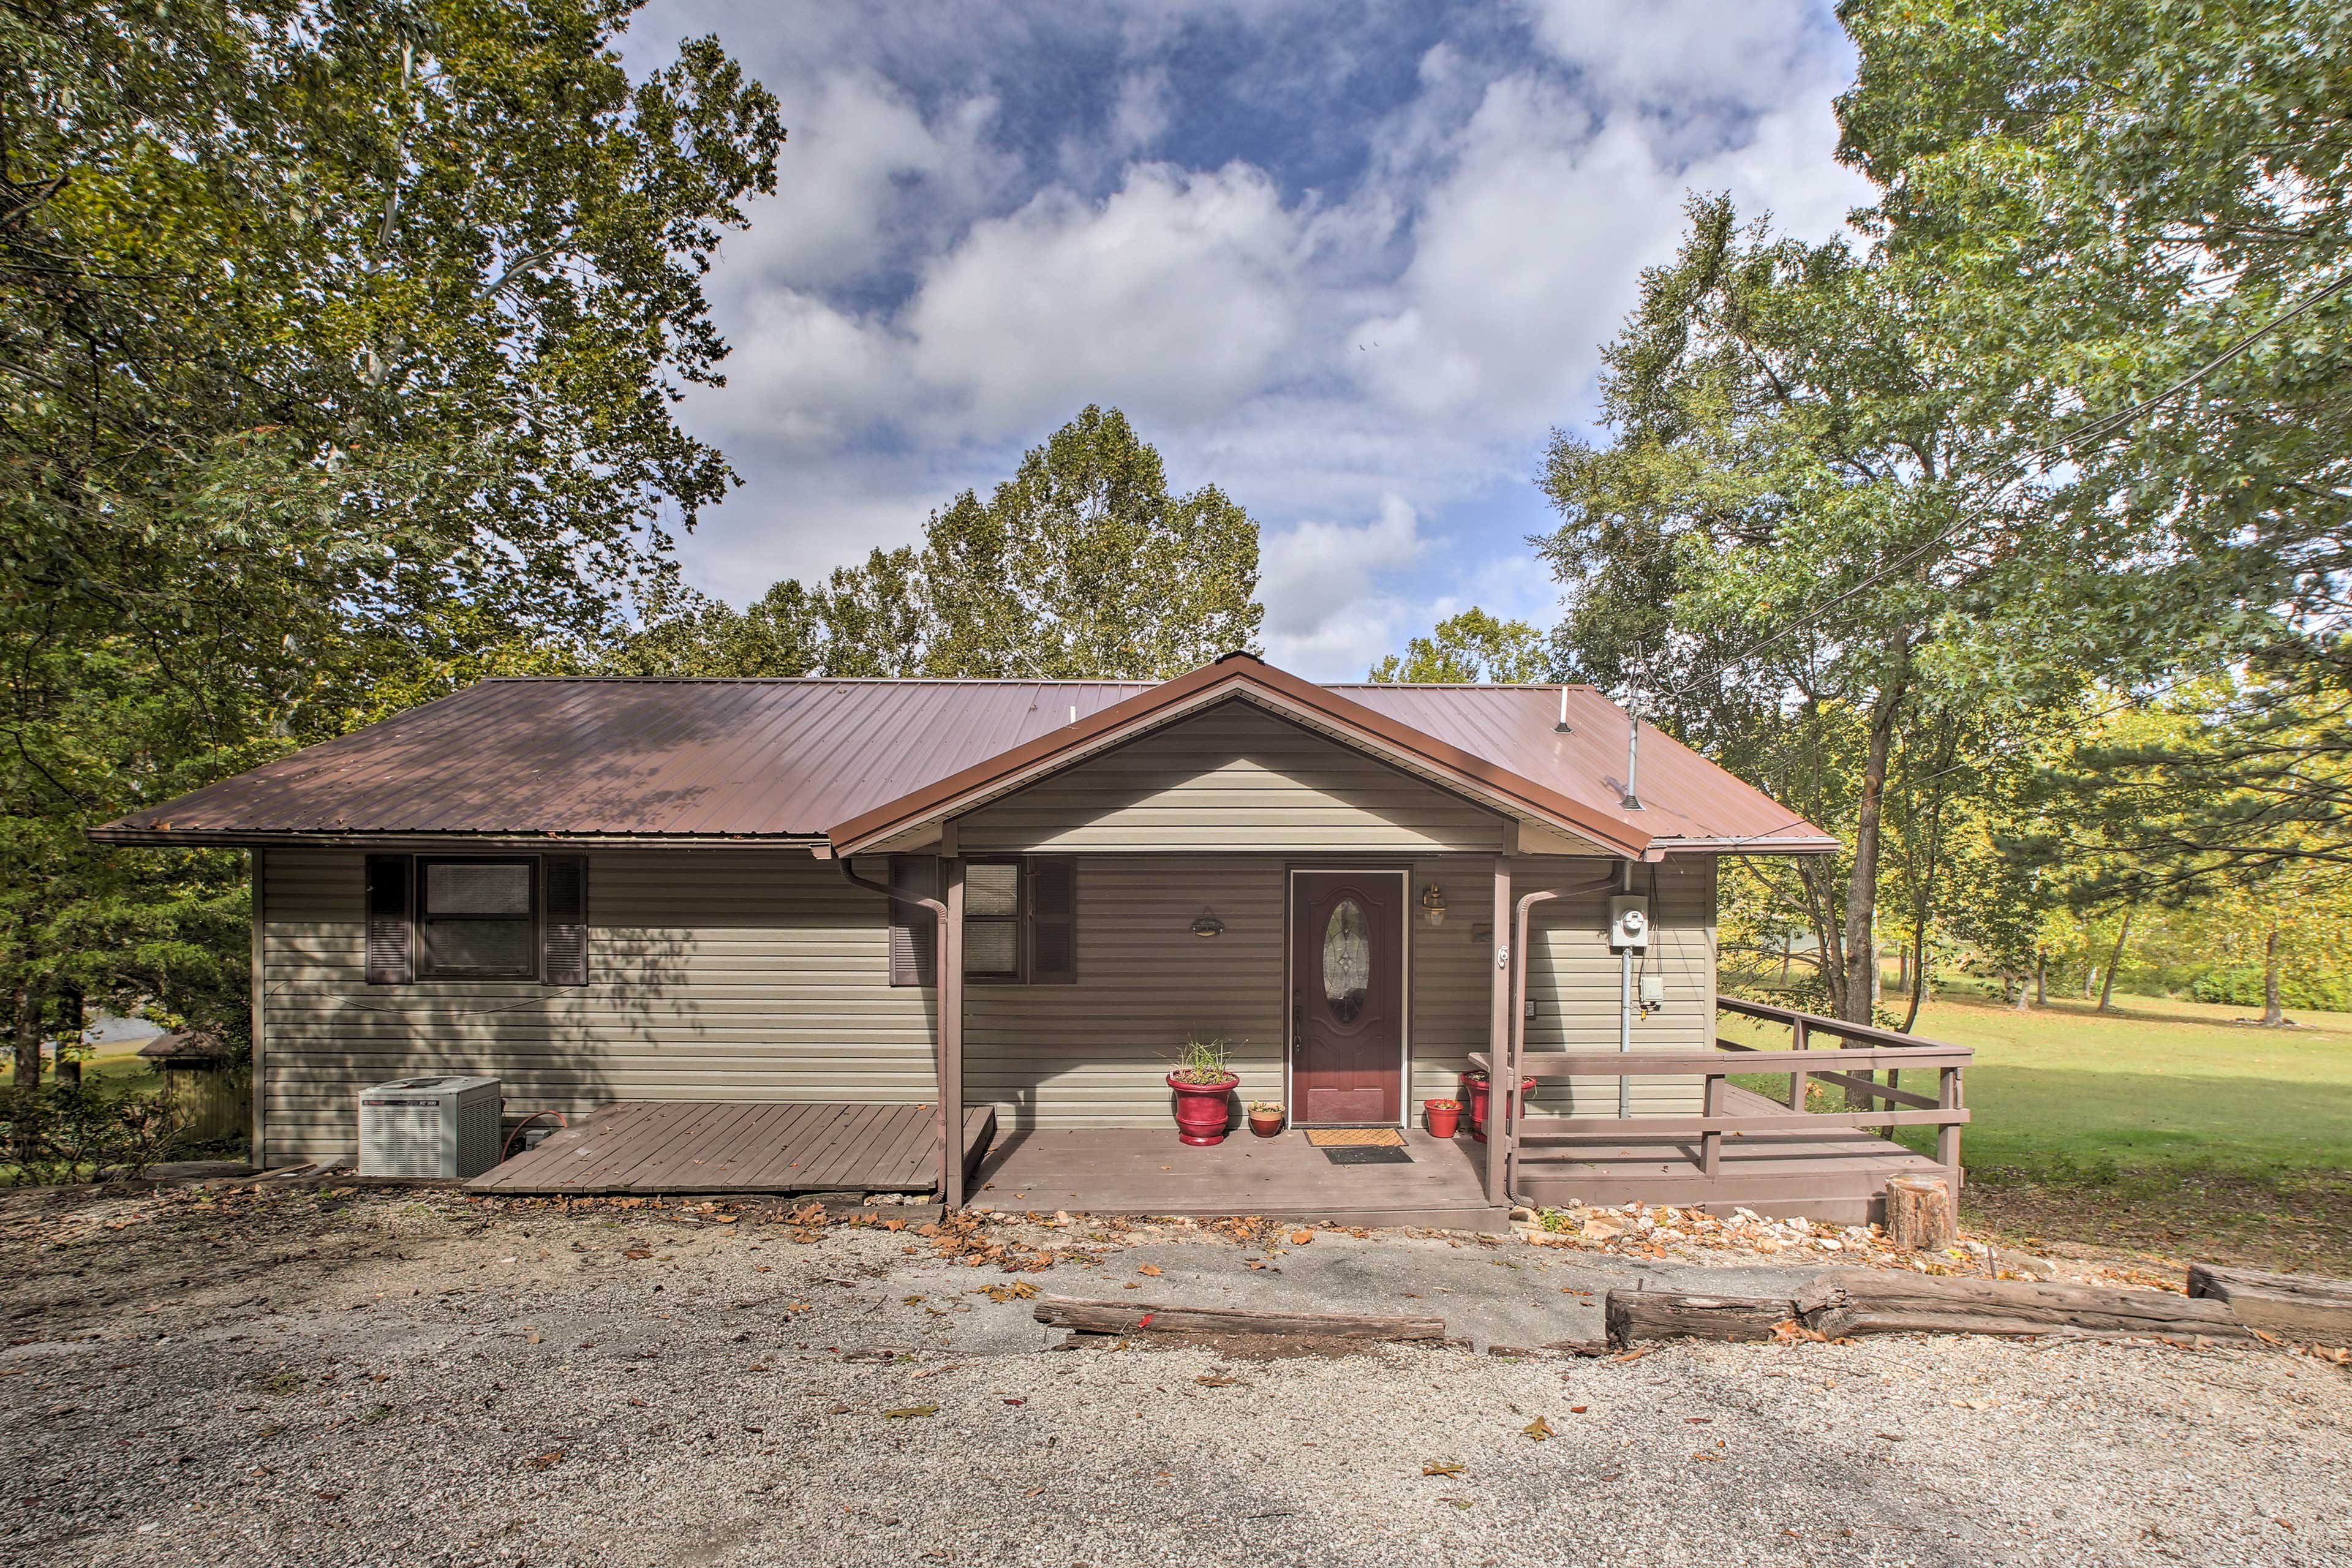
[826,654,1653,858]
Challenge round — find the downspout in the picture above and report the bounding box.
[840,856,954,1203]
[1618,861,1635,1119]
[1506,873,1621,1212]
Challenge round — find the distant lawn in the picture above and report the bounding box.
[1721,990,2352,1271]
[0,1046,160,1093]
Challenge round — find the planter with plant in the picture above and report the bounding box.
[1166,1036,1240,1145]
[1462,1069,1537,1144]
[1422,1097,1461,1139]
[1246,1099,1284,1138]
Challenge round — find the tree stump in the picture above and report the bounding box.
[1882,1174,1954,1251]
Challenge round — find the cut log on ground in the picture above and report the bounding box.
[1605,1291,1798,1348]
[1882,1175,1955,1251]
[2187,1263,2352,1343]
[1031,1298,1446,1341]
[1797,1271,2253,1341]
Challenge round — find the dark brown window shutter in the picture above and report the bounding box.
[1027,856,1077,984]
[541,855,589,986]
[888,856,938,987]
[364,854,412,985]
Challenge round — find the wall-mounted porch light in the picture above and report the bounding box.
[1190,907,1226,938]
[1419,883,1448,927]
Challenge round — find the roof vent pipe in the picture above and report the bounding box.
[1621,698,1644,812]
[1553,686,1571,734]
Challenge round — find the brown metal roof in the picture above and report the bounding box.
[88,655,1831,853]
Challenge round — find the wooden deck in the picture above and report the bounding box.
[467,1101,997,1197]
[1510,1084,1950,1224]
[970,1126,1508,1231]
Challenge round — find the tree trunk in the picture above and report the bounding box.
[2011,973,2030,1011]
[9,982,39,1161]
[2081,963,2097,1000]
[1779,936,1791,984]
[1901,916,1929,1032]
[9,983,37,1088]
[1839,676,1905,1025]
[1895,944,1909,995]
[2097,910,2132,1011]
[2262,924,2286,1027]
[55,985,83,1087]
[2034,951,2046,1006]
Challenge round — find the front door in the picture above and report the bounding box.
[1291,871,1404,1124]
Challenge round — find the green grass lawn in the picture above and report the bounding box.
[1726,988,2352,1178]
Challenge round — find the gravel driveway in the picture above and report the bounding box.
[2,1183,2345,1567]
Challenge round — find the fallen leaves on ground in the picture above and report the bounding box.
[1137,1264,1163,1276]
[1422,1460,1466,1477]
[884,1405,939,1420]
[977,1281,1037,1303]
[524,1450,564,1470]
[1523,1416,1554,1441]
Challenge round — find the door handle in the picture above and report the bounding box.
[1292,992,1303,1047]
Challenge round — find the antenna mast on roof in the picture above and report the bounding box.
[1620,684,1644,812]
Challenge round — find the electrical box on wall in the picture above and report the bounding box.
[1608,896,1649,951]
[1639,974,1665,1005]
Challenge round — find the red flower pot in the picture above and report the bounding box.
[1467,1074,1537,1143]
[1167,1074,1240,1146]
[1423,1100,1461,1139]
[1248,1111,1284,1139]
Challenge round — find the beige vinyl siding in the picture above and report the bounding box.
[1515,854,1716,1117]
[259,849,935,1161]
[1408,858,1498,1110]
[957,699,1508,854]
[965,858,1284,1129]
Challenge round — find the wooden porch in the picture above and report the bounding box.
[466,1101,996,1197]
[1474,995,1972,1225]
[970,1126,1506,1231]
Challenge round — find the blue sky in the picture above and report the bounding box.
[627,0,1873,679]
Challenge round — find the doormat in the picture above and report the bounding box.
[1303,1128,1406,1148]
[1322,1145,1414,1166]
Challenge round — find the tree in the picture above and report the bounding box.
[1368,609,1554,684]
[0,0,783,1125]
[2027,671,2352,1025]
[1838,0,2352,684]
[615,407,1265,680]
[1536,195,2082,1025]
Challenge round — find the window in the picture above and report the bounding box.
[963,862,1023,980]
[417,859,539,979]
[890,856,1073,987]
[364,853,588,986]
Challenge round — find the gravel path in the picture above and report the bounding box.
[2,1185,2345,1567]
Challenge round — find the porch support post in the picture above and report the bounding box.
[250,847,267,1169]
[1485,856,1511,1205]
[940,858,967,1209]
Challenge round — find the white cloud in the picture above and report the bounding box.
[1518,0,1845,117]
[1259,494,1428,673]
[905,162,1316,437]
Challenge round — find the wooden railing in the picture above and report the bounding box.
[1468,996,1970,1186]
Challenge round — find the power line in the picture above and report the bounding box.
[1642,270,2352,705]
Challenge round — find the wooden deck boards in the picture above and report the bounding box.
[467,1101,997,1197]
[971,1126,1507,1230]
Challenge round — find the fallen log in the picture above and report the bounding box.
[1031,1297,1446,1341]
[1797,1270,2252,1341]
[2187,1263,2352,1343]
[1604,1291,1798,1348]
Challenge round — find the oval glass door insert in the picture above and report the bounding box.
[1322,897,1371,1023]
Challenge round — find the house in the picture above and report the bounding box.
[90,654,1966,1226]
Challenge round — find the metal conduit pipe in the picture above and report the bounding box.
[1619,860,1635,1119]
[1504,873,1622,1213]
